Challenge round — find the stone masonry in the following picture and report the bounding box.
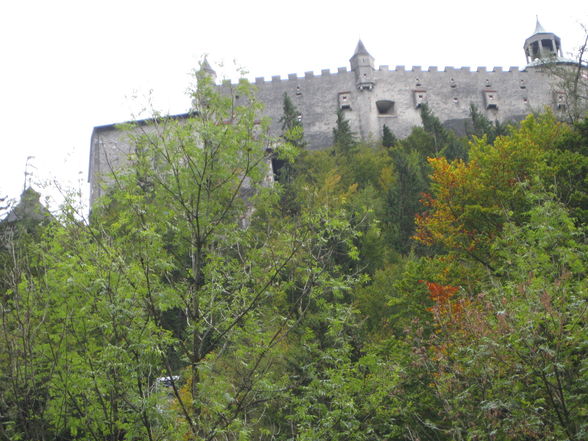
[89,19,573,205]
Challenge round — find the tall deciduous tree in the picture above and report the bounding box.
[414,113,570,269]
[418,197,588,440]
[0,65,359,441]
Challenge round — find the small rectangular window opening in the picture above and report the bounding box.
[338,92,352,110]
[483,90,498,110]
[413,90,427,108]
[376,100,395,115]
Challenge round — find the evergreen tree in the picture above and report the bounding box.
[469,103,508,144]
[279,92,306,149]
[419,103,468,161]
[386,144,430,253]
[382,124,397,147]
[419,103,447,155]
[333,108,357,155]
[274,93,305,183]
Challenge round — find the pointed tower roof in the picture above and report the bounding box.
[533,16,546,34]
[199,56,216,78]
[353,40,371,57]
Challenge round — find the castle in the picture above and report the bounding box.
[89,19,571,205]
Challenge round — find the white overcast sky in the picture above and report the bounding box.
[0,0,586,213]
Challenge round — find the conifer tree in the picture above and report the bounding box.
[419,103,468,160]
[333,108,357,154]
[382,124,397,147]
[279,92,305,149]
[469,103,508,144]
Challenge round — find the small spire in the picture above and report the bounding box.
[353,40,371,57]
[534,16,546,34]
[199,56,216,78]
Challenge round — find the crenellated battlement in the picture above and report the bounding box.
[216,33,565,150]
[233,65,529,85]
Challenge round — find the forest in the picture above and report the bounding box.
[1,67,587,441]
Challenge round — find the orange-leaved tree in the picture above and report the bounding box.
[414,113,570,271]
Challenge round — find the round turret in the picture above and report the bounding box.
[524,18,563,64]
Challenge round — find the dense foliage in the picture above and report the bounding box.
[1,69,587,440]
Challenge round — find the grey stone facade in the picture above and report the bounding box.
[89,20,572,206]
[234,62,556,147]
[219,20,570,148]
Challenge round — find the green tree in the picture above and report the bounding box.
[419,103,468,161]
[415,113,570,270]
[419,197,588,440]
[0,66,365,441]
[469,103,508,144]
[88,71,358,439]
[385,145,430,254]
[382,124,397,148]
[333,109,357,155]
[0,218,54,440]
[274,92,305,191]
[279,92,306,149]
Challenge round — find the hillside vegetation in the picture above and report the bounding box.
[1,73,587,441]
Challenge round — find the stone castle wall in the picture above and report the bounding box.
[220,64,560,148]
[90,26,571,206]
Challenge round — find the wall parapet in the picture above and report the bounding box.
[223,64,529,86]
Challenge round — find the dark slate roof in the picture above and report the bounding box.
[353,40,371,57]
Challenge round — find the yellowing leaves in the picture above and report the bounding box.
[414,113,569,263]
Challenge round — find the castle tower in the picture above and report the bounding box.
[199,56,217,82]
[350,40,375,91]
[524,18,563,64]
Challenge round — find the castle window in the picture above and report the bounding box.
[453,97,459,104]
[338,92,352,110]
[450,78,457,88]
[520,79,526,89]
[485,79,491,88]
[415,78,422,87]
[296,86,302,96]
[413,90,427,108]
[483,90,498,109]
[376,100,395,115]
